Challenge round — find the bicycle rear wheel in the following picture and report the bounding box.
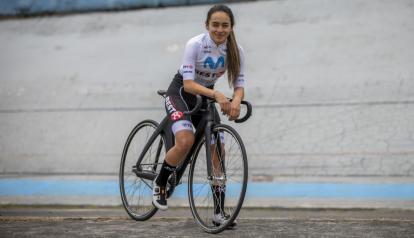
[119,120,166,221]
[188,124,248,233]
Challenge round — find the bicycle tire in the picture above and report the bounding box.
[188,124,248,233]
[119,119,166,221]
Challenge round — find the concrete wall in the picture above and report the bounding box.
[1,0,414,182]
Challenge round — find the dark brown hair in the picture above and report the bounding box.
[206,5,240,88]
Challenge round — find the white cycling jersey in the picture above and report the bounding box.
[178,33,245,88]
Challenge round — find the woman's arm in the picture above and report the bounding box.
[229,87,244,120]
[232,87,244,103]
[183,80,215,98]
[183,80,231,115]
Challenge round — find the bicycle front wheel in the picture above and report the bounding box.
[119,119,166,221]
[188,124,248,233]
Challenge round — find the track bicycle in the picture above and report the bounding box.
[119,90,252,233]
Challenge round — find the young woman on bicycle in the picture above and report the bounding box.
[153,4,245,226]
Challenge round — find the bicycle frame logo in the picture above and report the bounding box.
[166,96,184,121]
[171,111,183,121]
[165,96,176,114]
[204,56,225,69]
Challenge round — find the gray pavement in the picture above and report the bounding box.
[1,207,414,237]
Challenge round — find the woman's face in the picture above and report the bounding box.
[206,11,232,45]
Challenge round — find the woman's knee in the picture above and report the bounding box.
[175,131,194,154]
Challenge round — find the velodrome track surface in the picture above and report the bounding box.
[1,0,414,208]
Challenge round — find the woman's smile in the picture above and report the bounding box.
[207,11,232,45]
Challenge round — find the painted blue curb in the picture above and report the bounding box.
[1,179,414,200]
[245,183,414,200]
[0,0,247,16]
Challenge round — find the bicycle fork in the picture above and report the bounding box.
[204,104,226,187]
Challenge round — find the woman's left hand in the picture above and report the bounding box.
[228,99,241,121]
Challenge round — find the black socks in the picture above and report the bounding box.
[212,185,226,214]
[156,160,176,187]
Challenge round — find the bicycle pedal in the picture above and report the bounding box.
[212,221,237,229]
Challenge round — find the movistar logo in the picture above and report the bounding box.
[204,56,225,69]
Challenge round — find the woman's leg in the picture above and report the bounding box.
[153,123,194,210]
[210,107,226,215]
[211,134,226,215]
[155,130,194,187]
[166,130,194,166]
[153,76,197,210]
[210,132,237,226]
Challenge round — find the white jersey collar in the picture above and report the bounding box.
[206,32,227,49]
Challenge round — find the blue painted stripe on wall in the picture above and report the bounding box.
[1,179,414,200]
[0,0,238,16]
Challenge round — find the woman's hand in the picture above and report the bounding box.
[214,91,231,116]
[229,98,241,121]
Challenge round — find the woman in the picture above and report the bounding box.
[153,4,245,226]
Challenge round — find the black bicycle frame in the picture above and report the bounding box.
[134,98,218,185]
[135,95,252,188]
[174,99,218,184]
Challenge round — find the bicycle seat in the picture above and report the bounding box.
[157,90,167,97]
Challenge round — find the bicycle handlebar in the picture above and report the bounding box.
[184,94,203,115]
[233,100,252,123]
[182,94,252,123]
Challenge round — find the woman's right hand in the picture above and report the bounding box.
[214,91,231,116]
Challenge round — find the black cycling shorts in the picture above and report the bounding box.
[165,73,220,134]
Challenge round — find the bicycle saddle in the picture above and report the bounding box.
[157,90,167,97]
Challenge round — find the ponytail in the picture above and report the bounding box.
[226,31,240,88]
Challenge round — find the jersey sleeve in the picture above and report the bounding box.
[180,39,198,81]
[233,46,245,88]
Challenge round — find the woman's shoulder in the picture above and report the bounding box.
[237,44,245,55]
[185,33,207,47]
[236,41,244,50]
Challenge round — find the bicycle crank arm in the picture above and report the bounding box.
[132,167,157,181]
